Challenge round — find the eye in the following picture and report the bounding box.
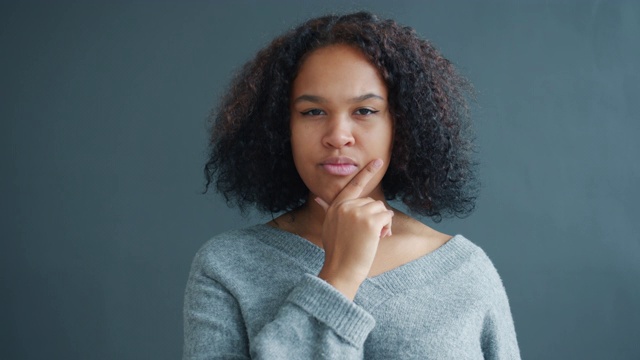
[354,108,379,116]
[300,108,325,116]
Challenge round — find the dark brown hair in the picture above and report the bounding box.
[204,11,477,221]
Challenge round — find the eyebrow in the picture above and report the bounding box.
[292,93,385,104]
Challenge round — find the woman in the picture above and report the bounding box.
[184,12,520,359]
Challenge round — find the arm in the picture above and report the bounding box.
[250,275,375,359]
[182,258,250,359]
[480,279,521,359]
[183,252,375,359]
[315,159,394,300]
[184,160,389,358]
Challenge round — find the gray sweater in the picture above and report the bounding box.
[183,224,520,359]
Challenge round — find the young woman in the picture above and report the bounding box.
[184,12,520,359]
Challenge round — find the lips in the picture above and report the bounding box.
[320,156,358,176]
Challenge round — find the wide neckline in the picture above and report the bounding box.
[251,223,479,299]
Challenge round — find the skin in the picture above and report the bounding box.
[289,45,394,206]
[269,44,451,300]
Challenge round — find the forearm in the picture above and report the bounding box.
[251,275,375,358]
[184,253,375,359]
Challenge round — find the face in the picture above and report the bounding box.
[290,44,393,204]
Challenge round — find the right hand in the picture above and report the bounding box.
[315,158,394,300]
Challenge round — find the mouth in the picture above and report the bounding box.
[320,157,358,176]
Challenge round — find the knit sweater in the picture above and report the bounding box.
[183,224,520,359]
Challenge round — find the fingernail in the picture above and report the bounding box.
[373,159,383,168]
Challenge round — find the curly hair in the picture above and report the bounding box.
[204,11,478,221]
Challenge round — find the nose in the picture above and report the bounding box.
[322,116,355,149]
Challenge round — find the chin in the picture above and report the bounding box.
[312,190,340,204]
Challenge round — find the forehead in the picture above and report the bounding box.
[291,44,388,100]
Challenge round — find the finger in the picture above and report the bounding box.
[380,221,393,237]
[380,211,393,237]
[333,159,384,204]
[319,195,375,211]
[314,197,330,211]
[369,210,394,236]
[323,197,383,218]
[352,201,392,237]
[343,197,378,208]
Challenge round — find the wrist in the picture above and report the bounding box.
[317,266,365,301]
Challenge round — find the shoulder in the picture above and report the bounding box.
[198,225,264,251]
[190,225,269,274]
[189,224,321,280]
[450,235,510,301]
[197,225,261,253]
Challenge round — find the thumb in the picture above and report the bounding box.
[314,197,330,211]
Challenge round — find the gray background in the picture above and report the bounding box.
[2,1,639,359]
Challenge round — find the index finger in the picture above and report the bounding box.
[333,158,384,203]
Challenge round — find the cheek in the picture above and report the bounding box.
[289,127,312,173]
[384,121,394,158]
[365,125,394,158]
[290,130,304,159]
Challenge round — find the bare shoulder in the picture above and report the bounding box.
[266,212,294,232]
[369,210,452,276]
[394,211,451,250]
[265,208,324,247]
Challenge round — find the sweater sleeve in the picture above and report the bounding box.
[183,251,375,359]
[480,278,521,359]
[251,275,375,358]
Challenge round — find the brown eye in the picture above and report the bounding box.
[354,108,379,116]
[301,109,325,116]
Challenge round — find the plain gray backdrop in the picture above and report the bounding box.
[2,1,639,359]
